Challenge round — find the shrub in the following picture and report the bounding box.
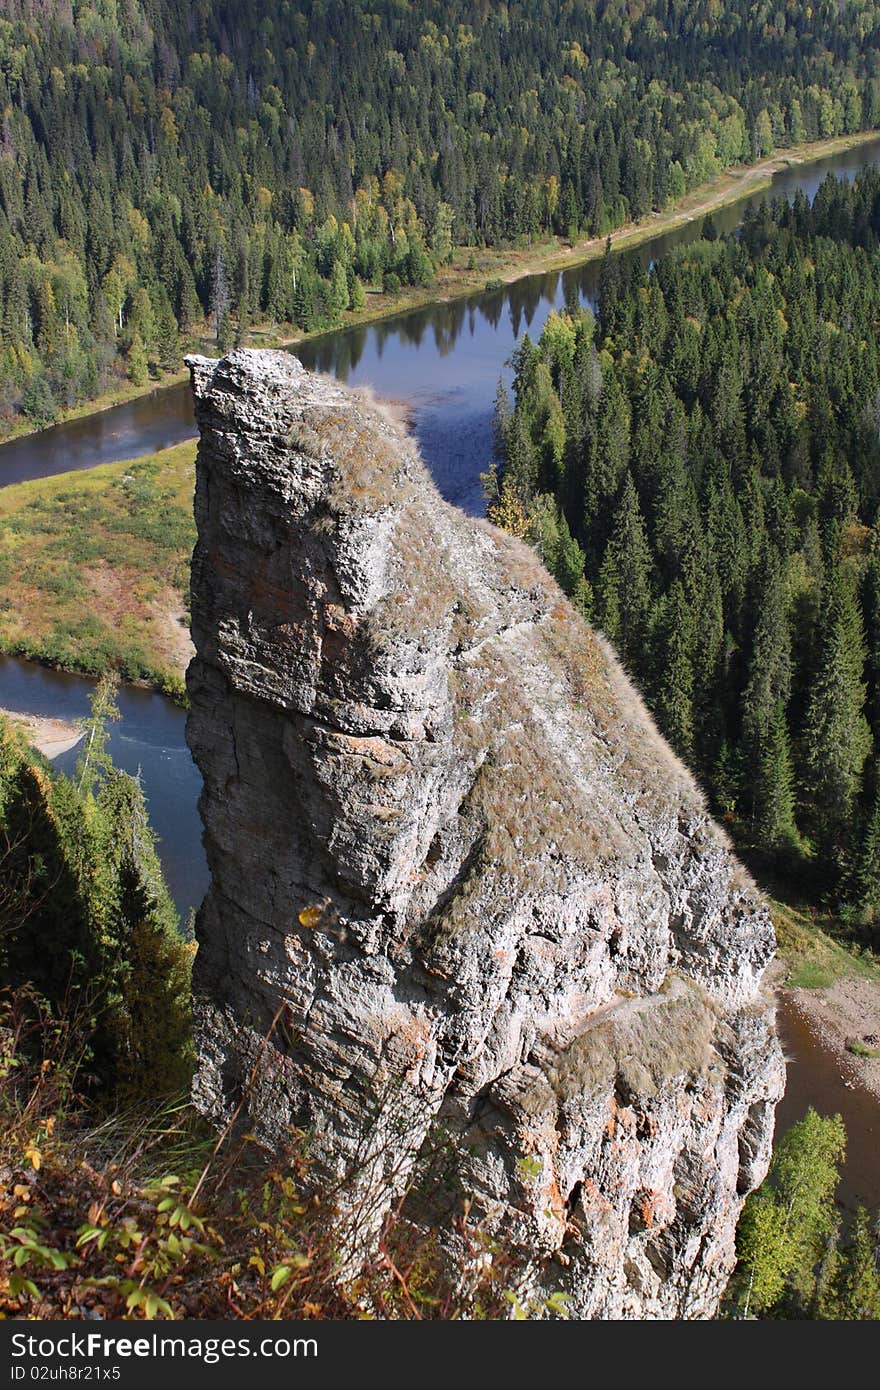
[0,988,526,1321]
[0,680,193,1097]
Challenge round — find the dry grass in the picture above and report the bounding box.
[374,497,459,640]
[542,983,719,1104]
[291,396,419,516]
[0,989,520,1321]
[0,442,196,698]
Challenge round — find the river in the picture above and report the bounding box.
[2,138,879,1207]
[0,653,201,922]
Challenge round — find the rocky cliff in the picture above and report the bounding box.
[185,349,785,1319]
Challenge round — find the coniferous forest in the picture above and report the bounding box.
[2,0,880,431]
[3,0,880,1330]
[490,168,880,928]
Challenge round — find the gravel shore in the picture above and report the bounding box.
[781,975,880,1102]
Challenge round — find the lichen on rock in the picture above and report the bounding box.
[185,348,784,1319]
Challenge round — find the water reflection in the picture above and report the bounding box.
[5,137,880,509]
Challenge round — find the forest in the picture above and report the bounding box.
[489,167,880,930]
[3,0,880,431]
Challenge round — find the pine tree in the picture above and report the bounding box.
[216,310,232,354]
[824,1207,880,1320]
[126,329,149,386]
[293,269,316,331]
[0,732,96,1008]
[210,243,230,345]
[849,767,880,928]
[802,564,872,875]
[504,410,538,503]
[96,771,193,1096]
[76,673,121,798]
[492,378,512,465]
[741,549,798,851]
[553,512,586,596]
[154,291,180,373]
[328,258,350,317]
[596,474,653,673]
[525,492,561,573]
[0,689,192,1096]
[650,580,695,757]
[753,701,798,853]
[595,545,622,646]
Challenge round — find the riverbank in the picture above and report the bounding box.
[312,130,880,327]
[0,441,195,698]
[772,898,880,1102]
[0,368,190,450]
[782,977,880,1103]
[0,706,82,758]
[1,131,876,457]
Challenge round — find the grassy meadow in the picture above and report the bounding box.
[0,442,196,700]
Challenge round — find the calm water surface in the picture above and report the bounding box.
[0,654,205,922]
[5,136,880,506]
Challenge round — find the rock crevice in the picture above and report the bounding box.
[186,349,784,1319]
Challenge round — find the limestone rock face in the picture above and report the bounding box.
[185,349,785,1320]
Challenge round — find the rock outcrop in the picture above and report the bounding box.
[185,349,785,1319]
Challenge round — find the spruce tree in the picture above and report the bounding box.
[824,1207,880,1320]
[328,258,350,318]
[802,563,872,876]
[849,767,880,931]
[153,290,180,372]
[492,378,512,465]
[650,580,695,757]
[741,548,798,851]
[126,330,149,385]
[595,473,653,674]
[753,701,798,853]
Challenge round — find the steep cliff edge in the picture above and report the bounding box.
[185,349,784,1319]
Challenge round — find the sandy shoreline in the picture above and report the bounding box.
[780,976,880,1102]
[0,707,83,759]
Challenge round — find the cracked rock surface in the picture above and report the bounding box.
[186,349,784,1319]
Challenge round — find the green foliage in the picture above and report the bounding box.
[497,169,880,909]
[1,1,877,434]
[0,992,525,1321]
[729,1109,853,1318]
[0,444,195,694]
[0,681,193,1097]
[729,1109,880,1321]
[824,1206,880,1319]
[126,332,149,387]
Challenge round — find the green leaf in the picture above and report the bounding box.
[270,1264,292,1291]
